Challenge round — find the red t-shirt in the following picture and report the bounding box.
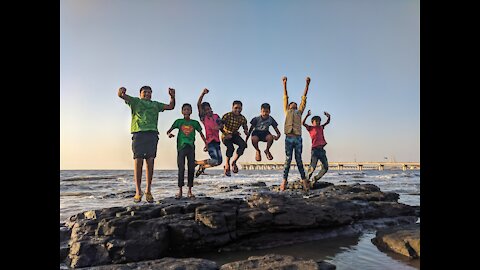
[306,125,327,148]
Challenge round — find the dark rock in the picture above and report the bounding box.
[63,183,417,268]
[220,254,335,270]
[85,257,219,270]
[371,223,420,258]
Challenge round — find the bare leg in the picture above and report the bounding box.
[134,158,144,196]
[145,157,154,194]
[252,136,261,161]
[264,134,274,160]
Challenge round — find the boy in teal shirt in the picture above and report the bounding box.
[118,85,175,203]
[167,103,208,199]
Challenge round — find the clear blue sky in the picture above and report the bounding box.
[60,0,419,169]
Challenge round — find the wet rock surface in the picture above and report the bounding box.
[61,183,417,268]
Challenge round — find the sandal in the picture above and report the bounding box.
[302,179,310,193]
[224,165,231,177]
[175,193,182,199]
[280,180,288,191]
[195,165,205,178]
[187,193,196,199]
[255,150,261,161]
[264,150,273,160]
[144,192,154,203]
[133,194,142,203]
[232,163,239,173]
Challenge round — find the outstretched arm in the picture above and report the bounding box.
[322,111,331,127]
[303,109,311,128]
[197,88,209,116]
[166,126,176,138]
[299,77,310,113]
[283,76,288,113]
[163,88,176,110]
[117,87,131,102]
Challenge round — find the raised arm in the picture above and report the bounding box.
[303,109,311,128]
[322,111,331,127]
[197,88,209,116]
[299,77,310,113]
[117,87,131,102]
[163,88,176,110]
[283,76,289,113]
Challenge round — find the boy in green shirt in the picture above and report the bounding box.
[118,86,175,203]
[167,103,208,199]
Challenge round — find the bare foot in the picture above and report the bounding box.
[280,179,288,191]
[264,150,273,160]
[255,150,261,161]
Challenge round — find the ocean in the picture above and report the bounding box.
[60,169,420,269]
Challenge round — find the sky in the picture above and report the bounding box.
[60,0,419,170]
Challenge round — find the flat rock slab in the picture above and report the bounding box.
[220,254,336,270]
[83,257,219,270]
[61,183,416,268]
[371,223,420,258]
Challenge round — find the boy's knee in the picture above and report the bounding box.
[266,134,273,141]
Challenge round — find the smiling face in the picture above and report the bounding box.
[232,104,242,115]
[140,88,152,100]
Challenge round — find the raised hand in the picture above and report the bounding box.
[324,111,330,117]
[168,88,175,97]
[202,88,209,95]
[118,87,126,97]
[306,77,311,84]
[307,109,312,116]
[282,76,287,83]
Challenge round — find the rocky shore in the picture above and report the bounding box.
[60,181,420,269]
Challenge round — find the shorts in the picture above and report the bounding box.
[131,131,159,159]
[252,130,271,142]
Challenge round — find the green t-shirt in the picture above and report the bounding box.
[170,118,202,150]
[126,97,166,133]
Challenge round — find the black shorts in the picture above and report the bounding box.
[252,130,271,142]
[131,131,159,159]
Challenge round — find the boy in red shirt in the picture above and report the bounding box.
[303,109,331,187]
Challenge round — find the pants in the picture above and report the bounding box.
[178,145,195,187]
[283,136,306,180]
[207,141,223,166]
[222,133,247,158]
[308,147,329,181]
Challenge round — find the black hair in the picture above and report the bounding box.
[233,100,243,107]
[261,103,270,110]
[311,116,321,123]
[139,86,152,93]
[182,103,192,110]
[288,101,297,107]
[201,102,211,110]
